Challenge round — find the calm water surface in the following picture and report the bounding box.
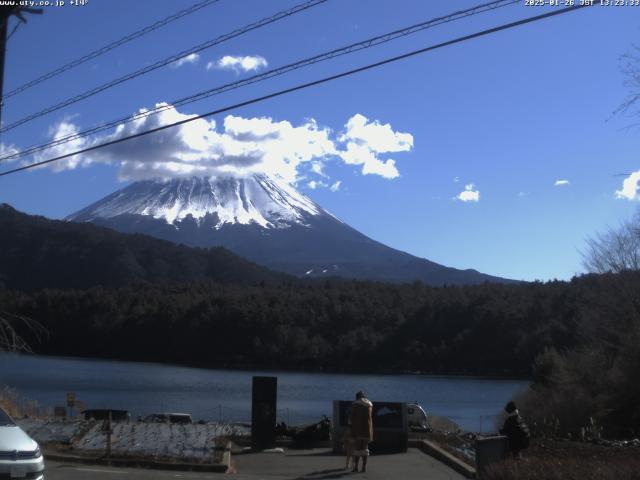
[0,353,528,432]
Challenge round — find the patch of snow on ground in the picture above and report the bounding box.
[18,420,249,463]
[17,419,81,444]
[74,422,245,461]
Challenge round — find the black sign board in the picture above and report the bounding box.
[476,436,509,477]
[251,376,277,450]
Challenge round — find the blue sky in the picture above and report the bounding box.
[1,0,639,281]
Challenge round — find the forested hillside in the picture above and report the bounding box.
[0,204,286,290]
[4,272,637,379]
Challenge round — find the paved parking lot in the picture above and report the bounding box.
[45,448,465,479]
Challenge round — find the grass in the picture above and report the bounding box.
[0,385,41,418]
[483,439,640,480]
[0,386,24,417]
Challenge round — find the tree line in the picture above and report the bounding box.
[2,272,637,380]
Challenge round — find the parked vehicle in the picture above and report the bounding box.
[407,403,430,432]
[0,408,45,480]
[273,416,332,445]
[142,413,193,424]
[82,409,130,422]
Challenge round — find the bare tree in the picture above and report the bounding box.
[0,311,46,352]
[615,44,640,119]
[582,211,640,273]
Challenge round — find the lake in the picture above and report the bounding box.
[0,353,529,433]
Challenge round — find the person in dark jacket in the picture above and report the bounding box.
[349,391,373,472]
[500,401,530,458]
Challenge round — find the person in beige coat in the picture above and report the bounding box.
[349,391,373,472]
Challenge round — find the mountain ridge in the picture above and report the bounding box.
[0,203,287,291]
[67,175,516,286]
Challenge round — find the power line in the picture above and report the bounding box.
[0,0,327,134]
[2,0,223,101]
[0,0,520,164]
[0,3,593,179]
[1,0,517,162]
[6,20,19,41]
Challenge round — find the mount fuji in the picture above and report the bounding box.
[67,175,510,285]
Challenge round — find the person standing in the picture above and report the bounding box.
[500,401,530,458]
[349,391,373,472]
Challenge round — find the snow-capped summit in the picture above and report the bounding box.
[68,175,512,285]
[68,174,324,229]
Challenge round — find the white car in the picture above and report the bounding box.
[0,408,44,480]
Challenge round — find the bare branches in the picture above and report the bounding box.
[613,44,640,119]
[0,311,46,352]
[581,211,640,273]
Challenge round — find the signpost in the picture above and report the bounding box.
[66,392,76,418]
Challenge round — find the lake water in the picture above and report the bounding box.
[0,353,529,433]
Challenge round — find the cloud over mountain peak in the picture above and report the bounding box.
[34,104,414,186]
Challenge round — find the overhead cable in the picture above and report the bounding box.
[0,4,593,178]
[3,0,223,101]
[0,0,328,134]
[0,0,519,164]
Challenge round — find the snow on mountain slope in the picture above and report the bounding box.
[67,174,514,285]
[68,174,325,228]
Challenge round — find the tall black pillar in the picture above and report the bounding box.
[251,376,277,450]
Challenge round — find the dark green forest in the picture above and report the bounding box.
[0,204,286,290]
[3,271,637,378]
[5,270,640,434]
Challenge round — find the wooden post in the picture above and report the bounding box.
[0,7,43,128]
[106,410,112,459]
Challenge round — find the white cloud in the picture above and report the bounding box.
[33,105,413,185]
[337,114,412,179]
[339,143,399,179]
[311,161,327,177]
[222,115,336,182]
[456,183,480,202]
[340,113,412,153]
[0,142,19,162]
[453,176,460,183]
[554,179,570,187]
[170,53,199,68]
[42,120,96,171]
[307,180,328,189]
[210,55,268,73]
[330,180,341,192]
[615,171,640,201]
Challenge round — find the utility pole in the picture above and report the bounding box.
[0,6,42,129]
[0,7,13,129]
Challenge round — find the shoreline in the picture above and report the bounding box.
[1,351,532,381]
